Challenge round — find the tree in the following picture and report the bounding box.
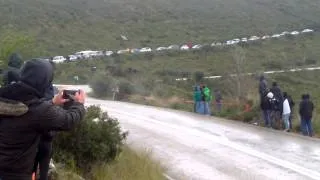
[232,47,246,98]
[0,30,35,68]
[193,71,205,83]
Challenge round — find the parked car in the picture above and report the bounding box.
[301,29,314,33]
[156,47,168,51]
[139,47,152,53]
[261,35,271,40]
[52,56,66,63]
[249,36,260,41]
[291,31,300,35]
[117,49,130,54]
[241,38,248,42]
[271,34,281,38]
[192,44,202,49]
[180,45,190,50]
[130,49,140,54]
[167,45,180,50]
[105,51,114,56]
[67,55,78,61]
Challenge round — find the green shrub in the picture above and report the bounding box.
[53,106,128,172]
[89,74,117,98]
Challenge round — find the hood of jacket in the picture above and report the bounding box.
[8,53,23,69]
[0,97,28,116]
[20,59,54,97]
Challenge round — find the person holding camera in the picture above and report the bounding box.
[0,59,86,180]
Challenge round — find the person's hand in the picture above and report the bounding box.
[52,90,69,105]
[74,89,86,104]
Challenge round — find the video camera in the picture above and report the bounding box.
[62,90,80,100]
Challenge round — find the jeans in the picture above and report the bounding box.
[301,118,313,137]
[204,102,211,115]
[262,110,271,127]
[282,114,290,130]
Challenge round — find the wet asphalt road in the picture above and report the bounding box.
[57,85,320,180]
[86,98,320,180]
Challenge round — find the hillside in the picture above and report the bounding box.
[1,0,320,55]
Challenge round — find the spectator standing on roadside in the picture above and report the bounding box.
[282,93,291,132]
[270,82,283,129]
[214,89,222,112]
[259,75,268,101]
[0,59,86,180]
[202,85,212,115]
[283,92,295,129]
[33,60,59,180]
[299,94,314,137]
[261,92,273,127]
[193,85,204,114]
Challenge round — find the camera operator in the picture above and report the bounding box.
[0,59,86,180]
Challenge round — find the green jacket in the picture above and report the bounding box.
[203,87,212,102]
[193,91,202,102]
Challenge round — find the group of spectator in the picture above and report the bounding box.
[193,84,223,115]
[259,75,314,137]
[0,53,86,180]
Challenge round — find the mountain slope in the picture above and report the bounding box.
[1,0,319,55]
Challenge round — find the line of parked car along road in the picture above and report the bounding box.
[48,28,314,64]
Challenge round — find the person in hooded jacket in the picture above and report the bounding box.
[270,82,283,129]
[32,60,59,180]
[259,75,268,101]
[0,59,86,180]
[261,92,273,127]
[299,94,314,137]
[2,53,23,86]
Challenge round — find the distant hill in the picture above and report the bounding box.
[1,0,320,55]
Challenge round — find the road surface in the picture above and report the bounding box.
[85,98,320,180]
[56,85,320,180]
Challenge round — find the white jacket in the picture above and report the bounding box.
[283,99,291,115]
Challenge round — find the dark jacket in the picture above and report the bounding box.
[299,98,314,120]
[2,53,23,86]
[260,96,272,110]
[259,77,268,98]
[0,59,85,180]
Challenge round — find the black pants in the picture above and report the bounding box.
[33,140,52,180]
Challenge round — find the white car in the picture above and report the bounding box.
[52,56,66,63]
[139,47,152,53]
[215,42,222,46]
[271,34,281,38]
[291,31,300,35]
[261,35,271,40]
[167,45,180,50]
[156,47,168,51]
[192,44,202,49]
[241,38,248,42]
[301,29,314,33]
[68,55,78,61]
[249,36,260,41]
[180,45,190,50]
[105,51,113,56]
[130,49,140,54]
[117,49,130,54]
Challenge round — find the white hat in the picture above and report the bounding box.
[267,92,274,99]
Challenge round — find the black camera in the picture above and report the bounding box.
[62,90,80,99]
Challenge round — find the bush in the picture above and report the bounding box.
[262,60,283,70]
[89,74,117,98]
[53,106,128,172]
